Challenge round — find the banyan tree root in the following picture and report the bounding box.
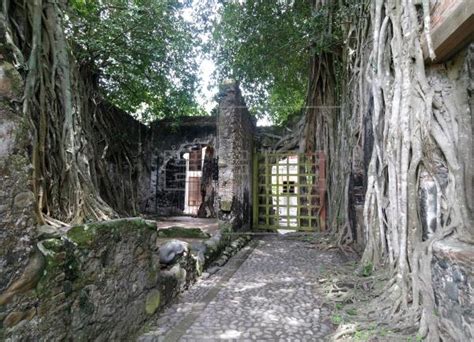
[359,0,473,340]
[305,0,472,340]
[3,0,118,224]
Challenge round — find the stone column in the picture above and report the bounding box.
[217,81,255,231]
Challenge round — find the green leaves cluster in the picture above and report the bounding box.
[208,0,346,124]
[208,0,311,123]
[67,0,202,120]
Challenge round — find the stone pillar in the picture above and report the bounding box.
[217,81,255,231]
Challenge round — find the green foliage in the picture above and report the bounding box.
[207,0,346,124]
[67,0,203,119]
[331,313,343,325]
[361,263,373,277]
[207,0,311,123]
[346,308,357,316]
[354,329,373,341]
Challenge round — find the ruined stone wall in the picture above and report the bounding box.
[0,60,38,333]
[341,38,473,339]
[94,103,153,216]
[432,238,473,341]
[426,45,473,341]
[89,111,218,217]
[145,117,217,216]
[1,218,201,341]
[217,82,255,231]
[0,58,204,339]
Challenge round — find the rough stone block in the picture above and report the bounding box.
[145,290,161,315]
[159,240,188,265]
[432,238,474,341]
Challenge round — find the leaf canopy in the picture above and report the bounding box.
[208,0,313,124]
[68,0,203,120]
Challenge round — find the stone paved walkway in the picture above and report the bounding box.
[138,235,343,341]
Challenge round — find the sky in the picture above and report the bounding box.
[181,3,216,114]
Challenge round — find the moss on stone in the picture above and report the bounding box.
[40,238,64,252]
[66,224,97,248]
[67,218,156,248]
[1,62,23,99]
[147,268,158,286]
[157,227,210,239]
[145,290,161,315]
[35,240,67,298]
[78,289,95,315]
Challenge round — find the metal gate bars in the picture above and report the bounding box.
[252,151,326,232]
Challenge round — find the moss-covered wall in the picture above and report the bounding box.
[1,218,201,341]
[0,60,38,337]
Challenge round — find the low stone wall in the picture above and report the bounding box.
[0,217,250,341]
[0,218,201,341]
[432,238,474,341]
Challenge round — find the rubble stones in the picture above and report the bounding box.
[159,240,188,265]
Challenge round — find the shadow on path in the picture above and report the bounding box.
[139,234,345,341]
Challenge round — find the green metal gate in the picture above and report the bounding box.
[252,151,326,232]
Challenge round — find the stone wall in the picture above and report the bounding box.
[1,218,201,341]
[0,60,214,339]
[94,103,153,216]
[217,82,255,231]
[0,60,37,333]
[428,45,473,340]
[145,117,217,216]
[432,238,473,341]
[86,108,219,218]
[90,111,219,217]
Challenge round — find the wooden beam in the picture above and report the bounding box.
[423,0,474,63]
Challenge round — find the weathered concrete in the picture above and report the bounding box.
[139,235,342,341]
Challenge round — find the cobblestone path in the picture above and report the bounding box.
[138,235,343,341]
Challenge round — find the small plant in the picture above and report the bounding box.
[354,330,371,341]
[346,308,357,316]
[406,335,424,342]
[362,262,373,277]
[331,314,343,325]
[379,328,389,336]
[335,303,343,310]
